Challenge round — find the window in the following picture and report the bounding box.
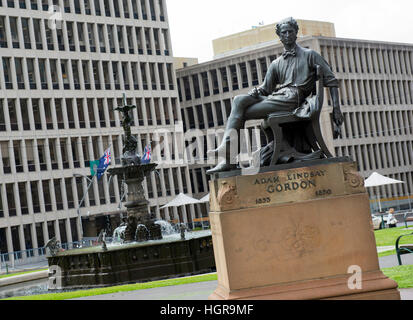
[84,0,91,14]
[44,99,53,129]
[3,57,13,89]
[117,26,125,53]
[24,140,35,172]
[9,17,19,48]
[18,183,28,214]
[98,24,105,52]
[123,0,130,18]
[201,72,209,96]
[158,0,165,21]
[210,69,219,94]
[144,28,151,54]
[45,20,54,50]
[1,141,11,173]
[63,0,70,12]
[87,23,96,52]
[77,23,86,52]
[0,99,5,131]
[67,22,75,51]
[21,18,31,49]
[107,25,115,53]
[71,60,80,90]
[140,0,147,19]
[32,99,42,129]
[74,0,81,14]
[20,100,30,131]
[220,68,229,92]
[61,60,70,89]
[33,19,42,49]
[0,16,7,48]
[149,0,156,20]
[6,184,16,216]
[27,59,36,89]
[15,58,24,89]
[132,0,139,19]
[13,140,23,173]
[94,0,101,15]
[31,0,38,10]
[230,65,239,90]
[37,139,47,170]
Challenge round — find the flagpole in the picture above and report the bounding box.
[75,174,95,242]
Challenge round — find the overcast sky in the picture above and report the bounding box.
[166,0,412,63]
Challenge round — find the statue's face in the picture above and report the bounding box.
[278,24,297,46]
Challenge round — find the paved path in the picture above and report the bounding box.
[75,253,413,301]
[74,279,413,300]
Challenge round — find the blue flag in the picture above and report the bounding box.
[141,145,151,164]
[96,148,111,180]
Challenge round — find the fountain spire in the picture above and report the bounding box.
[108,94,162,242]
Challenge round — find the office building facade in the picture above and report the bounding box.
[0,0,205,261]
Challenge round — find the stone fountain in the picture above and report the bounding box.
[46,95,214,290]
[108,95,161,243]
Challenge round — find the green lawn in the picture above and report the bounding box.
[374,227,413,247]
[3,273,218,300]
[382,265,413,289]
[0,268,48,280]
[5,265,413,300]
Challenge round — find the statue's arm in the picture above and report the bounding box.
[329,86,344,138]
[312,51,344,138]
[249,62,277,97]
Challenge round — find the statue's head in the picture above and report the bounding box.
[276,17,299,46]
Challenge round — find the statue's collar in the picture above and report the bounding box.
[282,44,298,59]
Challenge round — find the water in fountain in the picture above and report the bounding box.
[155,220,177,236]
[112,225,126,243]
[135,224,150,241]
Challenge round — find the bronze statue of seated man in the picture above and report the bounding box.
[206,17,344,175]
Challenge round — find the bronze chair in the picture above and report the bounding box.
[260,64,333,166]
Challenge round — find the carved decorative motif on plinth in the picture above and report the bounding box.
[217,181,238,209]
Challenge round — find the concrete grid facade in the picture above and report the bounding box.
[0,0,206,259]
[176,36,413,212]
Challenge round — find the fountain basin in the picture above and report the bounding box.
[47,231,214,290]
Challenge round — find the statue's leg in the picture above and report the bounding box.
[243,95,298,165]
[208,94,262,156]
[206,95,263,174]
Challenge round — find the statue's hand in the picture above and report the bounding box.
[332,107,344,126]
[248,87,261,98]
[332,107,344,139]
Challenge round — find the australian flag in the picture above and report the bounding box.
[97,148,111,180]
[141,144,151,164]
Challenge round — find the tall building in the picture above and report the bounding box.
[0,0,206,263]
[176,29,413,213]
[212,19,336,59]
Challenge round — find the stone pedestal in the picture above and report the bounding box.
[208,159,400,300]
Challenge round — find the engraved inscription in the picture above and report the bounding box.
[211,162,365,211]
[315,189,332,197]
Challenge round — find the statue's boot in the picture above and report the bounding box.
[206,138,237,175]
[207,117,244,159]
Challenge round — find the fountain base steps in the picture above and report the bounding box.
[47,231,214,290]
